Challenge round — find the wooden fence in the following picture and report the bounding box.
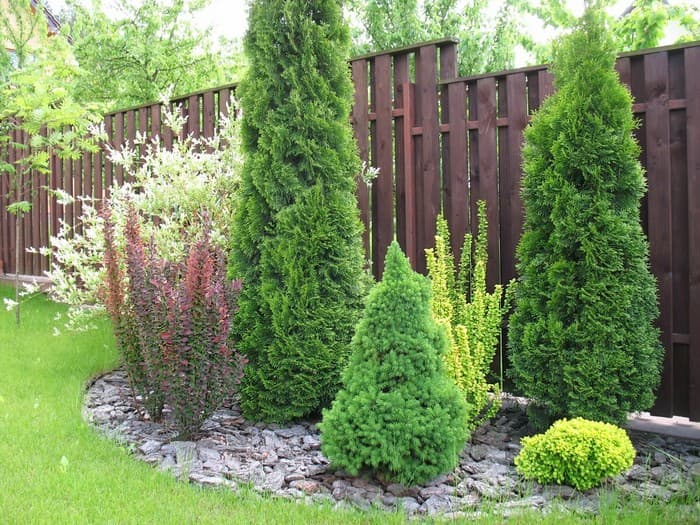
[1,40,698,421]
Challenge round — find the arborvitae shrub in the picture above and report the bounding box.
[320,242,469,485]
[229,0,367,422]
[507,7,663,428]
[426,201,506,432]
[515,417,635,490]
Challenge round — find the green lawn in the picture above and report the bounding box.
[0,284,697,524]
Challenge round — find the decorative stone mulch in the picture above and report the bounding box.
[83,370,700,518]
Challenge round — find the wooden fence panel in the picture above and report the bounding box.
[443,81,468,261]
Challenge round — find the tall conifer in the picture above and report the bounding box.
[508,6,663,428]
[229,0,367,422]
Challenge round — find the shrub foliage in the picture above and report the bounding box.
[507,7,662,427]
[426,201,506,432]
[320,242,469,485]
[229,0,367,422]
[515,417,636,490]
[103,205,245,437]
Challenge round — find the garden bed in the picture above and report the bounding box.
[84,369,700,519]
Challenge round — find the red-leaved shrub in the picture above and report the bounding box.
[102,203,245,437]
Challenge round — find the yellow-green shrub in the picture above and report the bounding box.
[425,201,507,432]
[515,417,635,490]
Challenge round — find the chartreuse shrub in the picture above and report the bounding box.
[425,201,507,432]
[507,6,662,428]
[103,204,245,437]
[320,242,469,485]
[515,417,635,491]
[229,0,367,422]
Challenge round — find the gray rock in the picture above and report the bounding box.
[469,444,490,461]
[138,440,162,455]
[397,497,421,514]
[262,468,286,492]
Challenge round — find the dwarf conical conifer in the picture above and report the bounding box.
[508,6,662,428]
[229,0,367,422]
[320,242,469,485]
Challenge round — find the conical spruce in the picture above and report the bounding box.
[228,0,367,422]
[320,242,469,485]
[508,7,663,428]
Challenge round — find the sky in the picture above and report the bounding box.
[45,0,686,67]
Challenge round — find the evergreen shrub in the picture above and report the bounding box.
[229,0,368,422]
[507,7,663,428]
[320,242,469,485]
[426,201,507,432]
[515,417,635,490]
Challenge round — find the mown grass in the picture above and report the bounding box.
[1,284,698,524]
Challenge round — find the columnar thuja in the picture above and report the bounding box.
[507,6,663,428]
[229,0,368,422]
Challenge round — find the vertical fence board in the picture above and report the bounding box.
[219,87,232,119]
[189,94,200,139]
[474,77,499,289]
[370,54,394,278]
[445,81,468,260]
[203,91,216,141]
[93,148,103,208]
[1,142,9,272]
[394,53,415,256]
[645,52,675,417]
[73,156,83,236]
[500,73,528,289]
[114,113,125,185]
[685,47,700,421]
[103,115,113,194]
[31,136,42,274]
[126,111,136,183]
[138,107,148,159]
[351,60,371,261]
[8,130,16,273]
[50,151,61,248]
[415,44,440,273]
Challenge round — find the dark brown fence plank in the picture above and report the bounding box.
[500,73,528,288]
[73,156,83,236]
[393,53,410,262]
[645,52,674,417]
[351,59,371,261]
[685,46,700,421]
[188,94,200,139]
[103,115,113,194]
[114,113,125,185]
[8,130,17,273]
[415,44,440,273]
[203,91,216,141]
[138,107,148,159]
[126,110,136,183]
[31,136,42,274]
[445,81,468,260]
[474,77,499,289]
[371,54,394,278]
[219,87,232,120]
[1,143,9,272]
[50,151,61,248]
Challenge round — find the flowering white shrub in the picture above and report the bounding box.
[43,100,242,331]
